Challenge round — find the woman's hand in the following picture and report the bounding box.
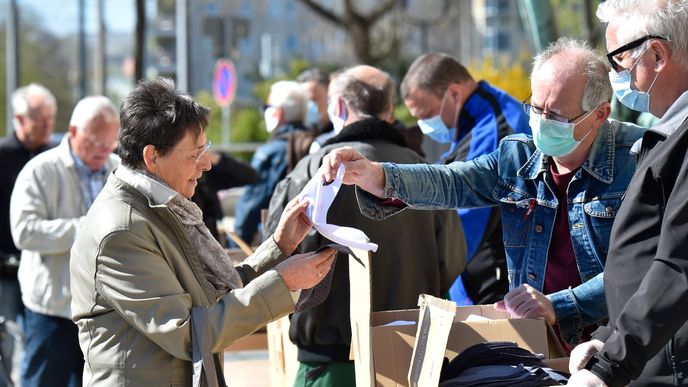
[274,196,313,255]
[275,247,336,291]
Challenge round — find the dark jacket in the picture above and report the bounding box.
[192,153,257,242]
[266,118,467,363]
[445,81,531,304]
[588,92,688,386]
[0,132,51,258]
[234,122,306,244]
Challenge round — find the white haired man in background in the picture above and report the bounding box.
[234,80,309,245]
[0,83,56,386]
[10,96,120,387]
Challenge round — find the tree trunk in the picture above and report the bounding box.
[297,0,399,65]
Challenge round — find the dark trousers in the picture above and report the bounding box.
[20,309,83,387]
[0,276,23,387]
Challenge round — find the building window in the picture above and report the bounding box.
[485,30,511,52]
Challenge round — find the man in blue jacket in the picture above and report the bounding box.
[319,38,646,349]
[400,53,531,306]
[234,81,309,245]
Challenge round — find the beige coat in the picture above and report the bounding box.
[70,172,295,386]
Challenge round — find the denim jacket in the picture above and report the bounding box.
[357,119,645,344]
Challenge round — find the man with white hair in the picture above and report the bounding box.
[0,83,56,385]
[10,96,120,387]
[234,80,309,244]
[319,39,646,352]
[567,1,688,386]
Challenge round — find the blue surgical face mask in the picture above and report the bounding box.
[327,97,347,134]
[417,90,458,144]
[529,110,595,157]
[304,100,321,128]
[608,46,659,113]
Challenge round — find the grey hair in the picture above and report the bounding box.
[531,38,612,111]
[268,80,308,123]
[330,66,394,119]
[597,0,688,68]
[69,96,118,133]
[296,67,330,86]
[11,84,56,128]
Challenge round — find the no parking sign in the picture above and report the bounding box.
[212,59,237,107]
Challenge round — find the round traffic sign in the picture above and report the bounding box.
[213,59,237,107]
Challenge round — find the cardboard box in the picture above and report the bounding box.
[348,247,564,387]
[267,315,299,387]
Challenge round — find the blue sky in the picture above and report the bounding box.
[7,0,136,36]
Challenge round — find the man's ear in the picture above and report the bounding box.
[68,125,78,139]
[595,102,612,124]
[652,40,671,72]
[446,82,463,101]
[274,106,285,124]
[14,115,25,127]
[142,144,158,172]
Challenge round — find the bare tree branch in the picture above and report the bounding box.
[368,0,399,23]
[298,0,346,27]
[298,0,401,65]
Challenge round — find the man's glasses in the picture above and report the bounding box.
[85,136,118,150]
[606,35,668,72]
[157,141,211,163]
[522,96,587,125]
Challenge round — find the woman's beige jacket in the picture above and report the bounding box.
[70,172,295,386]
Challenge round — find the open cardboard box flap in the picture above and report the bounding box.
[348,247,566,387]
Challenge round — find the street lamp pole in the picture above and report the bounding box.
[6,0,19,134]
[78,0,87,99]
[176,0,189,92]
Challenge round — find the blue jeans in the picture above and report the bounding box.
[20,309,83,387]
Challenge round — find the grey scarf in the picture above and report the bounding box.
[167,194,243,299]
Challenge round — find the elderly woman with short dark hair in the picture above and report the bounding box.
[70,78,335,387]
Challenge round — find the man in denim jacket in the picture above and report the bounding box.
[319,38,646,348]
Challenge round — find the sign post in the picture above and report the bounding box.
[212,59,237,146]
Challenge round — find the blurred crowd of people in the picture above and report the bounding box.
[0,1,687,386]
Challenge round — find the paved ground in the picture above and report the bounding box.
[224,350,271,386]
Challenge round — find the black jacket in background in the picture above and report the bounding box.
[192,152,257,243]
[588,94,688,386]
[0,132,51,258]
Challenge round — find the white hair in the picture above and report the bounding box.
[597,0,688,68]
[69,96,118,133]
[11,83,57,129]
[268,80,308,123]
[532,38,613,111]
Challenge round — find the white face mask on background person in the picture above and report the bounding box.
[417,90,458,144]
[529,110,595,157]
[264,106,280,133]
[608,45,660,113]
[327,97,347,134]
